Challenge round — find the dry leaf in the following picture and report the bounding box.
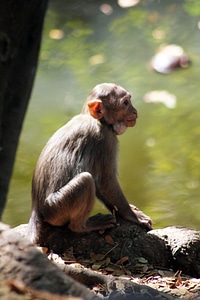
[116,256,129,265]
[92,263,102,270]
[105,235,114,245]
[90,253,105,261]
[36,246,48,254]
[91,257,110,270]
[113,269,125,276]
[176,272,182,286]
[138,257,148,264]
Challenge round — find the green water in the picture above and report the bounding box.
[2,0,200,230]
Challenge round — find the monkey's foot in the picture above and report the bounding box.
[130,204,152,230]
[85,213,116,231]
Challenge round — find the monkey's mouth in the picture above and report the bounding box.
[125,115,137,127]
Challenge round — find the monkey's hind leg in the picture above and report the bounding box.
[43,172,95,229]
[43,172,116,233]
[66,174,116,233]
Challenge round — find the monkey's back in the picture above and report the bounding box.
[32,113,117,208]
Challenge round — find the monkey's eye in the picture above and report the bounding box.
[123,99,129,106]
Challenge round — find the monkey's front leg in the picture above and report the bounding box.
[43,172,116,233]
[97,179,152,230]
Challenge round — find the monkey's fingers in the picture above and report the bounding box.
[130,205,153,230]
[112,205,119,217]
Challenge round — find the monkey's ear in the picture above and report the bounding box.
[87,100,105,119]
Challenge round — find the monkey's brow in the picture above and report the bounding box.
[120,92,130,99]
[110,90,127,99]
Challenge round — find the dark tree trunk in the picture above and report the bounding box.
[0,0,48,217]
[0,222,98,300]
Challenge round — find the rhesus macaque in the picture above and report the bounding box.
[27,83,152,243]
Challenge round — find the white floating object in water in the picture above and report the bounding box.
[118,0,140,8]
[150,44,190,74]
[144,90,177,109]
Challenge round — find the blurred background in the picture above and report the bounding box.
[2,0,200,230]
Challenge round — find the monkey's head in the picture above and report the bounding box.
[83,83,138,135]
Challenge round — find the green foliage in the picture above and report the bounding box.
[184,0,200,16]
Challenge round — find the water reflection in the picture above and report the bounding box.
[3,0,200,230]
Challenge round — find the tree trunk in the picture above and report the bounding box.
[0,0,48,217]
[0,222,97,300]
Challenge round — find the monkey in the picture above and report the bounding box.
[27,83,152,243]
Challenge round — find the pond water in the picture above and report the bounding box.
[2,0,200,230]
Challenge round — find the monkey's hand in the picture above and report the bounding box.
[130,204,153,230]
[85,213,116,231]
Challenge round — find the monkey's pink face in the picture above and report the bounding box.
[86,83,138,135]
[108,93,138,135]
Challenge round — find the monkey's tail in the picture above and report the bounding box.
[26,210,41,245]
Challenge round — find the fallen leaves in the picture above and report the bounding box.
[60,252,200,299]
[105,235,114,245]
[44,242,200,299]
[139,271,200,299]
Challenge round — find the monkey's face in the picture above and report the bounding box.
[88,83,138,135]
[106,91,137,135]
